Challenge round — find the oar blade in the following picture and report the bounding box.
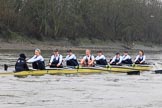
[155,70,162,74]
[4,64,8,71]
[127,71,140,75]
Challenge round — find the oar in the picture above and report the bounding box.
[4,64,15,71]
[48,66,105,70]
[95,63,113,68]
[47,65,108,72]
[4,64,8,71]
[95,64,140,75]
[154,70,162,74]
[78,65,141,75]
[157,62,162,65]
[0,72,14,77]
[4,63,49,71]
[127,71,140,75]
[148,62,162,74]
[95,64,132,69]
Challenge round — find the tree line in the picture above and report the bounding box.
[0,0,162,45]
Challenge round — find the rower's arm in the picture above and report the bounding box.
[110,56,115,64]
[80,56,86,64]
[65,55,69,61]
[68,54,76,60]
[80,59,84,64]
[141,55,146,63]
[122,55,131,61]
[58,55,63,65]
[29,56,43,63]
[134,55,139,62]
[89,56,95,65]
[102,55,106,60]
[118,57,122,64]
[90,59,95,65]
[95,56,99,61]
[49,56,54,63]
[27,56,36,63]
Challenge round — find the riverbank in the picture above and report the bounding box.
[0,41,161,52]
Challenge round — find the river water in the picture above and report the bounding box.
[0,50,162,108]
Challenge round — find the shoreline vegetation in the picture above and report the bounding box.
[1,0,162,47]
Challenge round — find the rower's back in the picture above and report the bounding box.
[15,54,29,72]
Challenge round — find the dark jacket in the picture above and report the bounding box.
[15,57,29,72]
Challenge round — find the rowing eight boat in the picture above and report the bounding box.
[0,65,153,77]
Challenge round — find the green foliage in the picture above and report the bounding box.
[0,0,162,44]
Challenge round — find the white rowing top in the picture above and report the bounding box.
[95,55,106,60]
[122,55,131,61]
[65,54,76,61]
[50,54,63,65]
[110,56,123,64]
[83,55,95,61]
[27,55,44,63]
[134,55,146,63]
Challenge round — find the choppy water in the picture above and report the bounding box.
[0,50,162,108]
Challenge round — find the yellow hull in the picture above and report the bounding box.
[0,65,153,77]
[107,65,153,71]
[14,69,105,76]
[13,68,134,76]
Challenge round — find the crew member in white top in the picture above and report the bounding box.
[110,53,122,65]
[122,51,132,64]
[95,51,107,65]
[65,50,78,66]
[27,48,45,70]
[134,50,146,64]
[81,49,95,67]
[49,49,63,68]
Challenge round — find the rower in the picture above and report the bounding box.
[15,53,29,72]
[27,49,45,70]
[134,50,146,64]
[80,49,95,67]
[49,49,63,68]
[65,50,79,66]
[110,52,122,65]
[95,50,107,65]
[122,51,132,64]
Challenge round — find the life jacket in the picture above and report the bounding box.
[15,58,28,72]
